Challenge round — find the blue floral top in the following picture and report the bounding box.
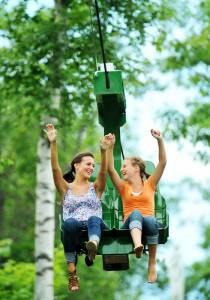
[62,183,102,221]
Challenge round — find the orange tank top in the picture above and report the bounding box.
[120,176,156,221]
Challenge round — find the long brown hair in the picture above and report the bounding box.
[63,152,94,183]
[128,156,149,180]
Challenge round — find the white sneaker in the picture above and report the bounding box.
[86,240,98,261]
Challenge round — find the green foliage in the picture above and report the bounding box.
[185,257,210,300]
[0,0,100,260]
[0,247,118,300]
[161,100,210,162]
[0,239,12,264]
[0,260,34,300]
[82,1,210,298]
[155,0,210,162]
[202,225,210,250]
[0,158,14,175]
[0,246,146,300]
[0,233,171,299]
[54,245,129,300]
[0,117,38,260]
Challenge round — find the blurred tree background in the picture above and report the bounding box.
[0,0,209,299]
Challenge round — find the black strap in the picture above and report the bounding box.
[94,0,110,89]
[88,2,98,70]
[120,143,125,160]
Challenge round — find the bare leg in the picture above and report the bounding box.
[130,228,143,258]
[67,262,79,292]
[148,244,157,283]
[131,228,142,247]
[67,262,76,273]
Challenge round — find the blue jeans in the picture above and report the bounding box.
[121,209,159,245]
[62,216,107,263]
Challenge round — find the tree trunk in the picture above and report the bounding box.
[167,244,185,300]
[35,0,67,296]
[35,137,55,300]
[35,91,60,300]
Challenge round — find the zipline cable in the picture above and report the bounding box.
[89,1,98,70]
[121,143,125,160]
[92,0,124,157]
[94,0,110,89]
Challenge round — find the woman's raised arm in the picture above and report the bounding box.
[45,124,68,198]
[94,135,110,198]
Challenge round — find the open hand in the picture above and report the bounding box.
[44,124,57,143]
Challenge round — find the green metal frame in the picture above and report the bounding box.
[93,69,169,256]
[94,69,126,224]
[59,68,169,270]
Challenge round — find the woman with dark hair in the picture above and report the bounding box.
[107,129,167,283]
[45,123,109,292]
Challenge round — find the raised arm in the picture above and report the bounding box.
[150,129,167,186]
[94,135,109,198]
[107,134,124,192]
[45,124,68,198]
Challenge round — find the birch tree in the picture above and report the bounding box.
[35,92,60,300]
[34,0,70,297]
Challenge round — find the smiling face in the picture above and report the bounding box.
[74,156,95,179]
[120,158,140,181]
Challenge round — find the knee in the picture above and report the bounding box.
[129,210,143,230]
[62,218,77,232]
[144,218,159,235]
[130,210,143,221]
[87,216,101,224]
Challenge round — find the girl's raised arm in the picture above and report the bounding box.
[107,134,124,192]
[150,129,167,186]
